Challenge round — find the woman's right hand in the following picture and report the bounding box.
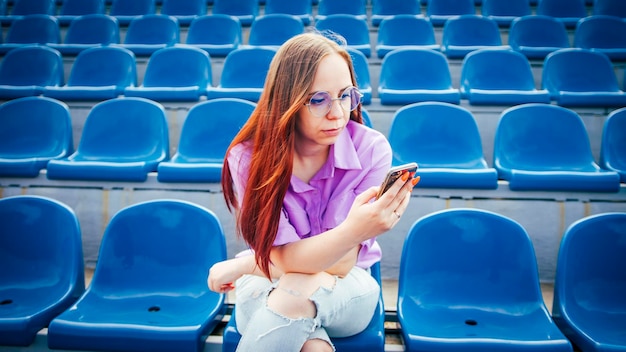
[207,257,244,293]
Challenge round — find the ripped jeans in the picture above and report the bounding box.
[233,266,380,352]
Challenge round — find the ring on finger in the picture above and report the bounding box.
[393,210,401,219]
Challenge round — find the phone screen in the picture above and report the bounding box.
[376,163,418,199]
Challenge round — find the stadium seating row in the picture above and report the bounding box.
[0,43,624,109]
[0,0,620,29]
[2,12,626,61]
[0,96,624,192]
[1,195,624,351]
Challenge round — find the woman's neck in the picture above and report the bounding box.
[293,144,330,184]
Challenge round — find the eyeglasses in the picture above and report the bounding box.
[304,86,363,117]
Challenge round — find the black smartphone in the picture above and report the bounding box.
[376,162,418,200]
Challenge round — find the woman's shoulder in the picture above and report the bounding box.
[227,140,253,166]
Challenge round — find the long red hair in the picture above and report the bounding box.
[221,32,363,278]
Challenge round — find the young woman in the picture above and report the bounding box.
[207,32,419,352]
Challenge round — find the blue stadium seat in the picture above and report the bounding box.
[347,47,372,105]
[573,15,626,62]
[263,0,312,26]
[552,212,626,352]
[378,48,461,105]
[122,14,180,56]
[315,14,371,58]
[212,0,258,26]
[124,45,211,101]
[593,0,626,18]
[536,0,587,28]
[480,0,531,27]
[0,14,60,54]
[205,47,276,102]
[315,0,366,22]
[247,14,304,48]
[160,0,207,26]
[600,107,626,183]
[398,208,573,352]
[157,98,256,182]
[388,102,498,189]
[49,14,120,56]
[47,199,227,352]
[361,108,372,128]
[56,0,105,26]
[109,0,156,26]
[460,48,551,105]
[0,45,64,99]
[0,0,55,25]
[375,15,440,58]
[508,15,570,60]
[0,97,72,177]
[186,14,242,57]
[426,0,475,26]
[441,14,508,59]
[222,262,385,352]
[0,195,84,347]
[43,46,137,101]
[542,48,626,107]
[371,0,421,27]
[46,97,169,182]
[494,103,621,192]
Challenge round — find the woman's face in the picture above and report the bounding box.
[295,53,354,151]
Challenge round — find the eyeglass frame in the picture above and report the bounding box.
[303,86,363,117]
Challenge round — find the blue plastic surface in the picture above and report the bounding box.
[600,107,626,183]
[460,48,551,105]
[0,14,60,54]
[122,14,179,56]
[50,14,120,55]
[0,195,84,346]
[222,263,385,352]
[426,0,475,26]
[573,15,626,61]
[388,102,498,189]
[157,98,256,182]
[124,45,211,101]
[398,208,573,352]
[186,14,242,57]
[0,0,55,26]
[536,0,587,28]
[347,47,372,105]
[247,13,304,47]
[508,15,570,60]
[441,14,508,59]
[371,0,421,27]
[56,0,105,26]
[160,0,206,26]
[0,45,64,99]
[542,48,626,107]
[593,0,626,17]
[315,14,371,58]
[376,15,440,59]
[378,48,461,105]
[494,103,621,192]
[109,0,156,26]
[44,45,137,101]
[46,97,169,182]
[206,47,277,102]
[552,212,626,352]
[481,0,531,27]
[315,0,366,22]
[47,199,227,352]
[212,0,258,26]
[0,97,72,177]
[264,0,312,26]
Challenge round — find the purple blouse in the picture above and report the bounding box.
[228,120,392,269]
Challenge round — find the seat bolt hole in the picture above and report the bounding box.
[465,319,477,326]
[0,299,12,305]
[148,306,160,312]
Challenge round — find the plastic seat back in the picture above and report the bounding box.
[109,0,156,25]
[371,0,421,26]
[47,199,227,352]
[600,107,626,182]
[593,0,626,17]
[219,47,275,89]
[398,208,571,351]
[248,14,304,47]
[347,47,372,105]
[0,45,64,95]
[212,0,258,26]
[573,15,626,61]
[160,0,206,25]
[186,14,241,57]
[537,0,587,28]
[3,14,59,45]
[441,14,504,58]
[10,0,55,16]
[315,14,371,58]
[426,0,475,26]
[552,212,626,351]
[376,15,439,58]
[0,97,72,177]
[63,14,120,45]
[57,0,105,25]
[263,0,312,25]
[124,14,179,46]
[0,195,84,346]
[508,15,570,60]
[316,0,366,21]
[481,0,531,27]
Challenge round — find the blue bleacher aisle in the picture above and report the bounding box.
[1,0,625,351]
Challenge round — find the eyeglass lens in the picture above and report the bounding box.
[308,87,362,117]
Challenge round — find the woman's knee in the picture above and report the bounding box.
[267,272,335,319]
[301,338,333,352]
